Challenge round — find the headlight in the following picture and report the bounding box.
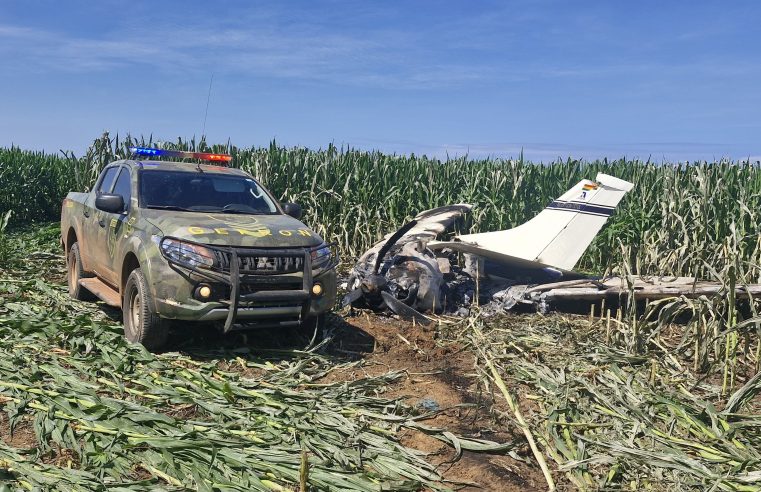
[310,244,331,269]
[160,238,215,268]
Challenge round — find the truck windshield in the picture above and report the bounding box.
[139,170,279,214]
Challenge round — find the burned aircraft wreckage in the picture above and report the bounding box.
[343,173,637,323]
[344,172,761,323]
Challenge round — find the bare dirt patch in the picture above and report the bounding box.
[0,411,37,449]
[325,313,546,491]
[0,411,81,468]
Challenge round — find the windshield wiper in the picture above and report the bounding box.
[201,209,255,215]
[217,205,258,214]
[146,205,195,212]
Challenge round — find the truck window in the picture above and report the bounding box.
[112,168,131,209]
[97,167,119,193]
[139,170,279,214]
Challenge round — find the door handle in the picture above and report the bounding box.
[98,219,106,228]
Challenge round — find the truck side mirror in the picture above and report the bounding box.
[282,202,302,219]
[96,193,125,214]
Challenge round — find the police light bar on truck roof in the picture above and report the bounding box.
[129,147,232,163]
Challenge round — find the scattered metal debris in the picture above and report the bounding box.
[416,398,441,412]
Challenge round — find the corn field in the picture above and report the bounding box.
[2,134,761,490]
[1,134,760,279]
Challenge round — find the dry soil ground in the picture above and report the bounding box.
[324,313,546,491]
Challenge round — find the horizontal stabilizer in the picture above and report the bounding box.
[429,240,583,279]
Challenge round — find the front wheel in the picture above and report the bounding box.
[123,269,169,351]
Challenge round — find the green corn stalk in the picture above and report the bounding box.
[0,210,11,264]
[2,134,761,273]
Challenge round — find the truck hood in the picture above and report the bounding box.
[142,209,324,248]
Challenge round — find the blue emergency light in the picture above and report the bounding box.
[129,147,232,163]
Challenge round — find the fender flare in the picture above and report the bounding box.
[121,235,161,310]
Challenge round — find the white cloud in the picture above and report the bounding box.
[2,9,758,91]
[0,19,489,89]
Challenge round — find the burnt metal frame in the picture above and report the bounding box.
[159,236,338,333]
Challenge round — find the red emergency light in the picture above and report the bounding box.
[129,147,232,163]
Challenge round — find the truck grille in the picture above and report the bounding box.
[212,280,304,301]
[240,255,304,273]
[239,281,302,294]
[213,249,306,274]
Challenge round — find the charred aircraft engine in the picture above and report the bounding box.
[343,205,473,325]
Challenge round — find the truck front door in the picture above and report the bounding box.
[83,166,119,273]
[94,166,132,287]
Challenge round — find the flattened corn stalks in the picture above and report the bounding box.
[466,310,761,491]
[0,230,514,491]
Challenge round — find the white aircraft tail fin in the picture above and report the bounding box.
[455,173,634,270]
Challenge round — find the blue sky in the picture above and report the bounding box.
[1,1,759,162]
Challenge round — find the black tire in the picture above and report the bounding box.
[299,313,327,343]
[67,243,95,301]
[123,269,169,351]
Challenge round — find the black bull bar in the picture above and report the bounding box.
[159,237,338,333]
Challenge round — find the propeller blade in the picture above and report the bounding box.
[341,288,364,308]
[373,219,419,274]
[381,291,432,326]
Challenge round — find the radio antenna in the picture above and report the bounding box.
[201,73,214,139]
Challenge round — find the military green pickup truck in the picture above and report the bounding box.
[60,147,337,350]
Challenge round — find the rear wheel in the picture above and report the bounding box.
[123,269,169,351]
[67,243,95,301]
